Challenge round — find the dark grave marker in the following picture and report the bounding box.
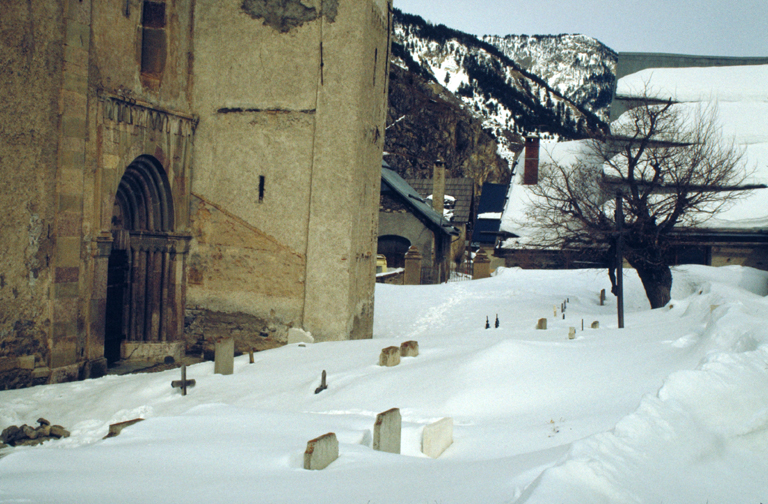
[171,364,196,395]
[314,370,328,394]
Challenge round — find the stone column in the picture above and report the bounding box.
[49,0,93,383]
[85,232,112,378]
[432,158,445,215]
[404,246,422,285]
[473,249,491,279]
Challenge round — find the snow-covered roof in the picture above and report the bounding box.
[616,65,768,103]
[619,65,768,230]
[502,64,768,242]
[381,164,460,237]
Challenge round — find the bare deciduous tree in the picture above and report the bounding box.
[522,95,751,308]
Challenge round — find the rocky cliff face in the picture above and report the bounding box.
[384,60,514,192]
[482,34,617,121]
[383,10,614,192]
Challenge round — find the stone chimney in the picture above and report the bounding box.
[523,137,540,185]
[432,158,445,215]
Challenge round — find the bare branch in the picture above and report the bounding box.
[520,86,753,308]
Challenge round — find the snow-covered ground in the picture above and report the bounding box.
[2,266,768,503]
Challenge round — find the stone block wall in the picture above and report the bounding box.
[0,0,64,389]
[1,0,392,388]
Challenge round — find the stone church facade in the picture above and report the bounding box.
[0,0,391,389]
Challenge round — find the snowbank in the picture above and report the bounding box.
[1,266,767,503]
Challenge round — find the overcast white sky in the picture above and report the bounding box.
[393,0,768,57]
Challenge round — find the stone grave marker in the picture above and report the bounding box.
[171,364,196,395]
[568,327,576,339]
[104,418,144,439]
[373,408,401,454]
[214,336,234,375]
[422,417,453,458]
[379,346,401,367]
[537,318,547,330]
[314,370,328,394]
[400,340,419,358]
[591,321,600,329]
[288,328,314,344]
[304,432,338,470]
[600,289,606,306]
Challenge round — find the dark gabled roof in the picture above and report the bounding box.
[405,178,475,224]
[472,182,509,244]
[472,218,502,245]
[476,183,508,214]
[381,164,460,237]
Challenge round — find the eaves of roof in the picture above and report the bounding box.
[381,166,460,237]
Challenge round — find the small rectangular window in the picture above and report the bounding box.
[258,176,265,203]
[142,2,166,28]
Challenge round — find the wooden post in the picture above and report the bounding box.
[616,194,625,329]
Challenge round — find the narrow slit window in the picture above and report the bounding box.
[258,176,265,203]
[373,48,378,86]
[140,1,167,87]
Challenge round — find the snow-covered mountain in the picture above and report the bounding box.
[391,9,609,164]
[483,34,617,121]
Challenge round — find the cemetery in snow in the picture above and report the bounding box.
[2,266,768,503]
[164,337,453,468]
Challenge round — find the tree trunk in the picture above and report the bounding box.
[631,261,672,309]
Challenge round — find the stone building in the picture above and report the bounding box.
[378,165,459,284]
[0,0,392,389]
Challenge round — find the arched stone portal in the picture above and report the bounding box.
[104,155,187,363]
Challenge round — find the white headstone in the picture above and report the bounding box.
[422,417,453,458]
[214,337,234,375]
[304,432,339,470]
[373,408,401,454]
[288,328,314,344]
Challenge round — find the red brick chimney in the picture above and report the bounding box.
[523,137,540,185]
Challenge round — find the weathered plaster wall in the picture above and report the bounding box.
[192,0,391,342]
[302,0,391,341]
[185,195,305,345]
[0,0,64,388]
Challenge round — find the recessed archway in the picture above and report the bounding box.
[104,155,179,363]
